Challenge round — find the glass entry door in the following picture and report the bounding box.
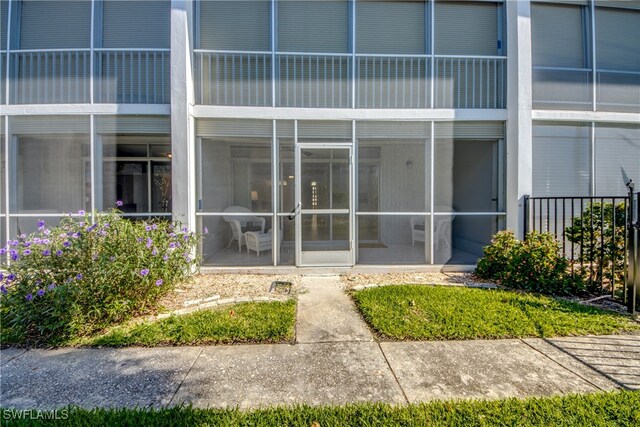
[295,144,353,266]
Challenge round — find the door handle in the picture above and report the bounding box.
[287,202,302,220]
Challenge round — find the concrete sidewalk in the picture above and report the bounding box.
[1,276,638,410]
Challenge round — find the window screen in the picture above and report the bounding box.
[356,0,426,54]
[1,0,8,50]
[595,7,640,72]
[595,124,640,195]
[531,3,587,68]
[278,0,349,53]
[19,0,91,49]
[102,0,170,48]
[434,1,498,56]
[532,123,591,197]
[199,0,270,51]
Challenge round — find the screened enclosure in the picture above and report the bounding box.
[195,119,506,267]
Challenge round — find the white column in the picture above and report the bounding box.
[170,1,196,230]
[505,0,533,238]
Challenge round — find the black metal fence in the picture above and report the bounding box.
[524,185,639,314]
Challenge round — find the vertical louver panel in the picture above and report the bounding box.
[356,1,426,54]
[0,52,5,104]
[196,119,273,138]
[14,50,91,103]
[96,50,170,103]
[278,0,349,53]
[199,0,270,51]
[434,1,498,56]
[531,3,586,67]
[195,52,272,106]
[357,121,430,139]
[595,7,640,71]
[594,1,640,10]
[298,121,352,139]
[533,0,588,5]
[11,116,90,134]
[19,0,91,49]
[95,116,171,134]
[356,56,429,108]
[532,123,591,197]
[434,57,506,108]
[1,0,8,50]
[102,0,170,48]
[595,124,640,195]
[277,54,351,107]
[435,121,504,139]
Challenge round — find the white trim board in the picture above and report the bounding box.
[532,110,640,123]
[190,106,508,121]
[1,104,171,116]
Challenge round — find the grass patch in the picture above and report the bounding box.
[75,300,296,347]
[4,391,639,426]
[352,285,639,340]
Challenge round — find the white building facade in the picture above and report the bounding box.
[1,0,639,268]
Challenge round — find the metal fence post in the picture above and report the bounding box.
[626,181,638,314]
[523,194,529,240]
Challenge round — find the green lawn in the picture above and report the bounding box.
[5,391,639,426]
[352,285,639,340]
[77,300,296,347]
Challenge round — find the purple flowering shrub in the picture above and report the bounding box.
[0,209,200,346]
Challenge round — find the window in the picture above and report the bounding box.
[356,0,426,54]
[199,0,270,51]
[278,0,349,53]
[532,122,591,197]
[435,1,499,56]
[101,0,170,49]
[18,0,91,49]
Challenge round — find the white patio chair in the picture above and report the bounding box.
[410,206,456,254]
[245,227,282,257]
[222,206,266,252]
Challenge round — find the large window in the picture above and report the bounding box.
[197,119,274,266]
[356,121,431,264]
[1,0,7,104]
[595,124,640,195]
[101,1,169,49]
[96,116,172,215]
[277,0,349,53]
[198,0,269,51]
[433,122,505,264]
[531,2,590,110]
[0,116,5,258]
[7,0,169,104]
[18,0,91,49]
[532,122,640,197]
[531,1,640,112]
[595,5,640,112]
[356,0,426,55]
[193,0,506,109]
[532,122,591,197]
[9,116,90,236]
[434,1,500,56]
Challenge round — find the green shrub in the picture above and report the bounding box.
[476,230,582,295]
[564,202,627,294]
[475,230,519,280]
[0,208,200,346]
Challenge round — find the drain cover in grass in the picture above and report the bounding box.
[270,281,292,294]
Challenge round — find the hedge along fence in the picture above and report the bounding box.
[476,230,583,296]
[0,207,200,346]
[524,196,634,303]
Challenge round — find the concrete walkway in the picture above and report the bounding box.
[296,275,372,343]
[1,276,639,410]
